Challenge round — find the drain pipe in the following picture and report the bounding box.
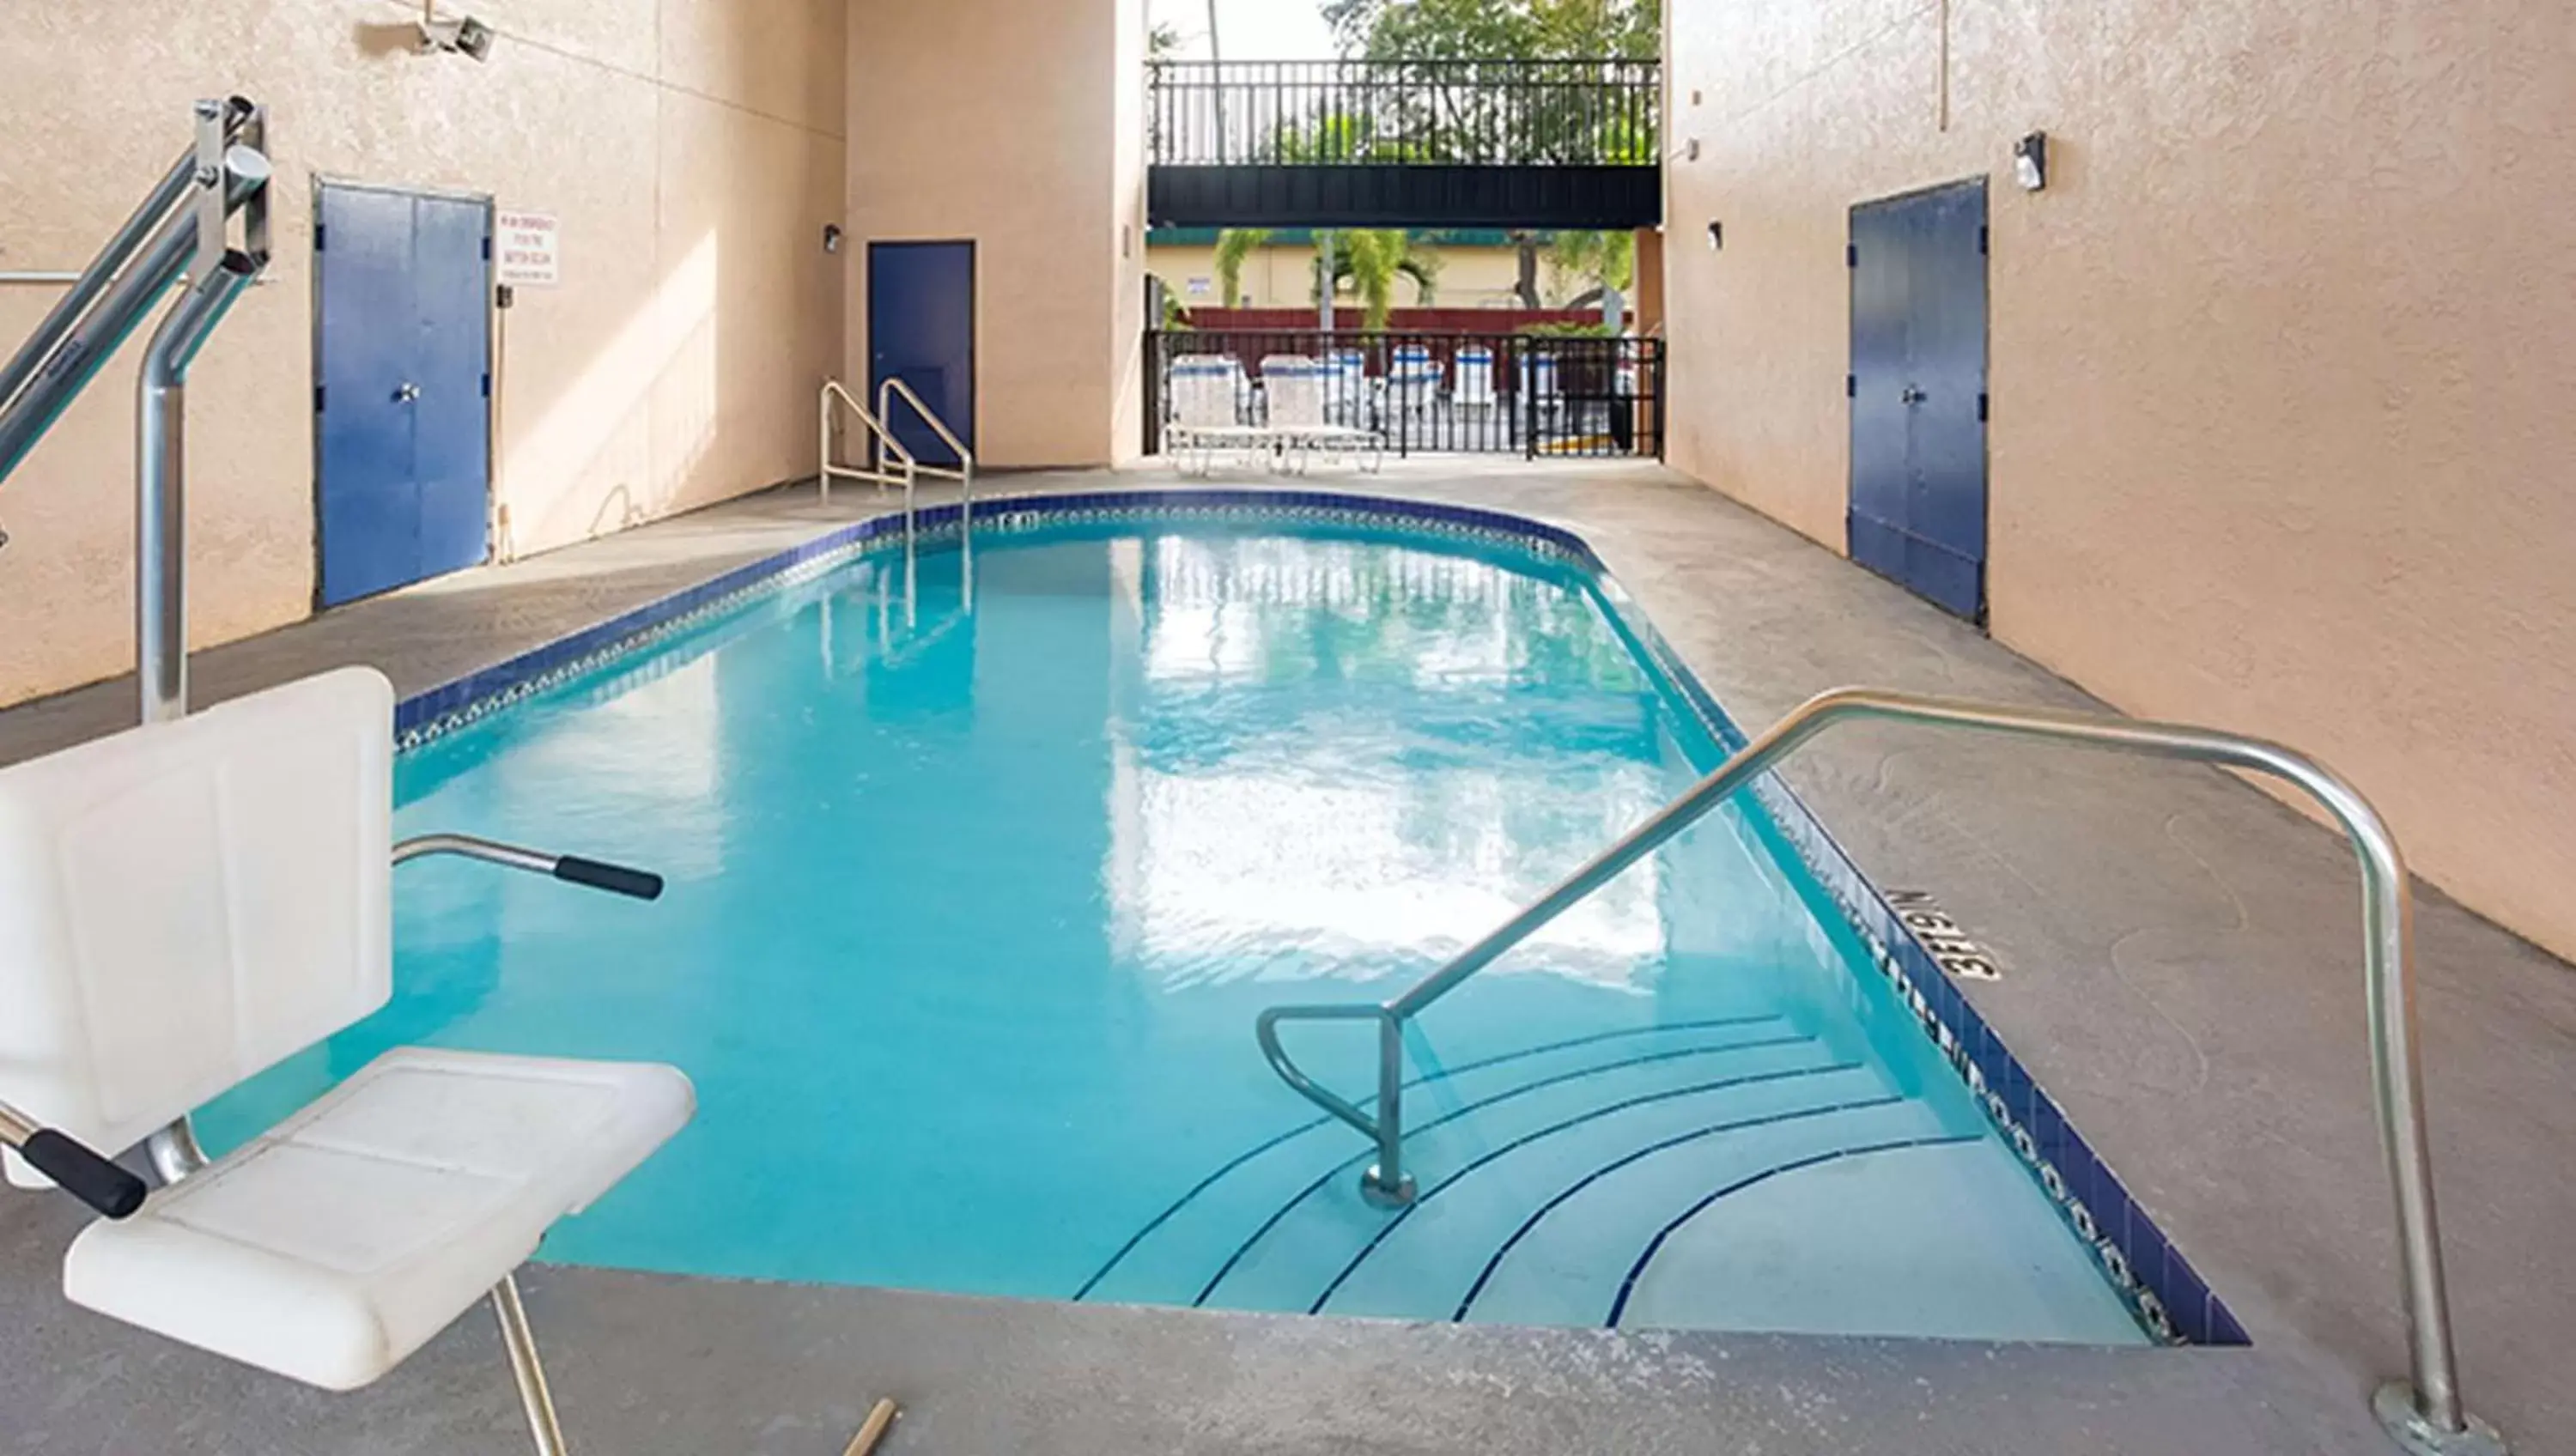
[136,249,259,727]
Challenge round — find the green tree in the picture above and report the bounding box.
[1324,0,1659,305]
[1545,229,1635,309]
[1324,0,1659,63]
[1212,228,1274,306]
[1313,230,1443,328]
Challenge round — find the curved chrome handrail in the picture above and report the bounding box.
[1255,685,2501,1454]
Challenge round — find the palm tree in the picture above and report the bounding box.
[1315,230,1440,331]
[1212,228,1273,307]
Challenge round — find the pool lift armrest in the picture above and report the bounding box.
[0,1101,148,1222]
[392,833,665,901]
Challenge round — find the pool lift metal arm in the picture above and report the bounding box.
[0,98,271,495]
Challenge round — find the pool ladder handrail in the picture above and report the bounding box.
[820,379,920,534]
[877,374,975,511]
[1255,685,2505,1456]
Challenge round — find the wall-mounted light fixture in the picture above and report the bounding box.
[417,8,496,60]
[2013,130,2049,192]
[1706,221,1722,252]
[823,224,843,255]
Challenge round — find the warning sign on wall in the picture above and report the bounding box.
[495,211,560,287]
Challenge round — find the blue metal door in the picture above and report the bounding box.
[868,241,976,467]
[1848,179,1988,622]
[316,184,491,608]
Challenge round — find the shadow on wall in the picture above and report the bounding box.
[350,21,422,59]
[503,230,720,553]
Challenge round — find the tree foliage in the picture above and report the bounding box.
[1315,230,1440,329]
[1546,228,1635,306]
[1322,0,1660,62]
[1213,228,1274,307]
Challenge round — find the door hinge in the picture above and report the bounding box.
[313,223,326,252]
[313,384,326,414]
[1845,373,1857,398]
[1846,243,1858,268]
[1978,226,1990,256]
[481,234,493,262]
[1978,391,1990,422]
[482,372,492,398]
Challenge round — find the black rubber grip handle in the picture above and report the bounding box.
[20,1131,146,1221]
[552,856,665,901]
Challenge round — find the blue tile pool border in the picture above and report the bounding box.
[390,486,2244,1347]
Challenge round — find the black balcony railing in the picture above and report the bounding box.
[1147,58,1661,168]
[1145,328,1665,461]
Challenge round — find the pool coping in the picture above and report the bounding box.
[390,484,2242,1349]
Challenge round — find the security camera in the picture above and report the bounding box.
[418,15,496,60]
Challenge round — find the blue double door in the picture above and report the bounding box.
[314,183,493,608]
[867,241,976,467]
[1849,179,1989,622]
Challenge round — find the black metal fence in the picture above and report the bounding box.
[1145,329,1665,461]
[1147,59,1660,168]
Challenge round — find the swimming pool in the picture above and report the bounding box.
[201,499,2166,1344]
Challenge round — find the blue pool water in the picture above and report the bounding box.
[203,513,2143,1344]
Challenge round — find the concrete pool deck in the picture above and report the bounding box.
[1,458,2567,1455]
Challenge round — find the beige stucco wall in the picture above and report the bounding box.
[0,0,848,708]
[844,0,1145,469]
[1664,0,2576,959]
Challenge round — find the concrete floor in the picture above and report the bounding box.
[1,458,2568,1455]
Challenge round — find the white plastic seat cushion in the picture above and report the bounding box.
[64,1047,694,1392]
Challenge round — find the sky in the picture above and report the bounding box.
[1148,0,1338,59]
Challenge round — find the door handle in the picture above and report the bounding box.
[1899,385,1927,405]
[394,382,422,403]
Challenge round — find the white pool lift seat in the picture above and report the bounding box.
[0,667,691,1452]
[1259,355,1382,474]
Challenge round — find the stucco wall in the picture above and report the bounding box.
[0,0,848,708]
[845,0,1145,470]
[1664,0,2576,959]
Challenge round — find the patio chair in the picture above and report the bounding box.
[1451,345,1501,450]
[1388,344,1443,417]
[1260,355,1382,475]
[1163,356,1277,475]
[1326,349,1370,428]
[0,667,690,1453]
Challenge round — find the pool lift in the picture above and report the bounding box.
[0,100,696,1455]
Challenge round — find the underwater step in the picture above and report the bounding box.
[1078,1018,1836,1307]
[1208,1062,1900,1318]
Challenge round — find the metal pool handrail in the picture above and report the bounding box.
[877,374,975,494]
[1255,685,2503,1455]
[819,379,919,535]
